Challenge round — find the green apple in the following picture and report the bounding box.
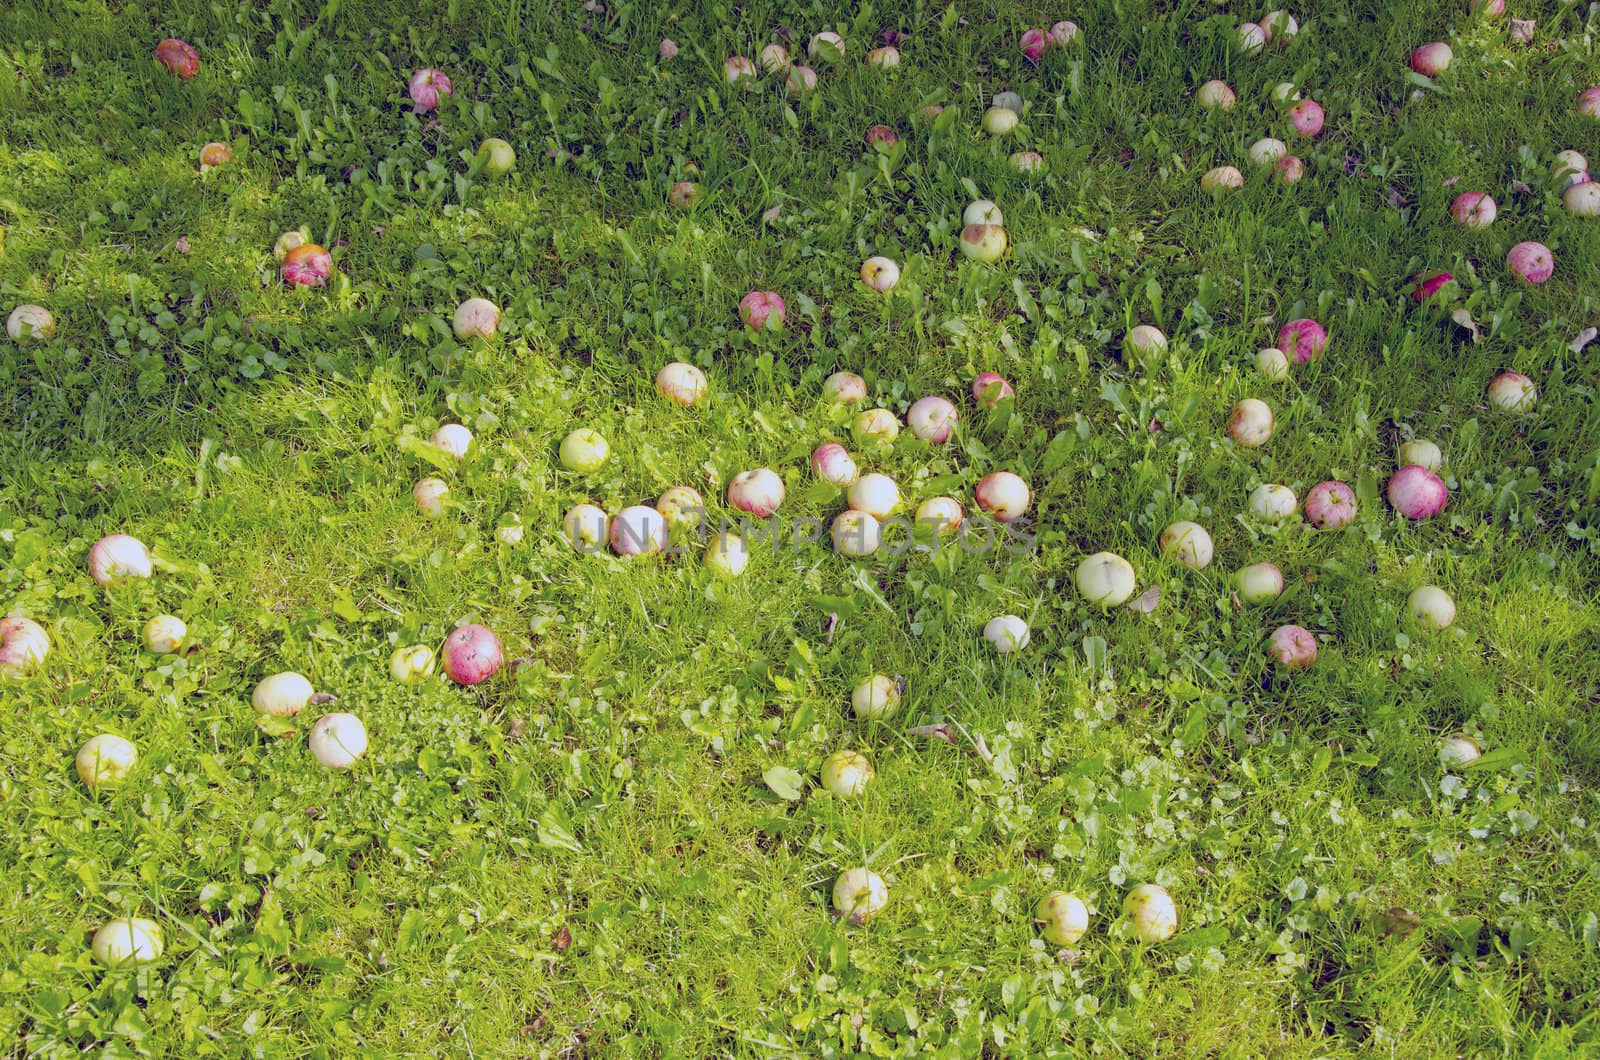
[479,137,516,176]
[76,734,137,790]
[1036,891,1089,945]
[559,428,610,472]
[389,644,436,683]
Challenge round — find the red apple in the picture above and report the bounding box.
[442,624,503,685]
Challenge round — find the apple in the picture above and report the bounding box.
[1487,371,1537,412]
[1019,28,1048,62]
[727,468,785,517]
[199,142,232,168]
[854,407,901,446]
[831,510,883,556]
[1276,318,1327,363]
[563,504,609,552]
[668,181,699,209]
[281,244,332,287]
[982,107,1019,135]
[609,505,668,557]
[142,615,186,654]
[496,521,525,546]
[1124,884,1178,943]
[655,361,708,406]
[1304,481,1357,529]
[864,125,899,148]
[656,486,705,528]
[972,372,1014,408]
[77,734,137,789]
[975,471,1031,522]
[1410,272,1453,303]
[1470,0,1505,15]
[759,44,790,74]
[6,304,56,341]
[478,138,515,175]
[1202,166,1244,192]
[1267,624,1318,669]
[155,38,199,78]
[1249,484,1299,523]
[820,749,874,796]
[811,443,859,487]
[1010,151,1045,173]
[413,477,449,517]
[1236,562,1285,604]
[809,31,845,61]
[559,428,610,472]
[431,423,472,460]
[1507,241,1554,284]
[702,532,750,578]
[1288,99,1323,138]
[1261,10,1298,42]
[1275,155,1306,184]
[389,644,436,683]
[1197,80,1236,110]
[1399,439,1443,471]
[1236,22,1267,55]
[409,68,452,111]
[1388,465,1449,520]
[1578,87,1600,118]
[1075,552,1137,607]
[860,256,900,292]
[1256,347,1290,380]
[865,46,900,68]
[1271,82,1301,103]
[851,674,901,719]
[442,623,503,684]
[1124,324,1169,362]
[983,614,1030,654]
[833,868,888,923]
[273,227,310,261]
[1450,192,1496,228]
[1228,398,1275,447]
[785,65,817,95]
[915,496,964,535]
[0,616,50,674]
[824,371,868,405]
[1248,137,1288,167]
[1564,182,1600,216]
[959,224,1007,262]
[740,290,786,331]
[1160,521,1214,570]
[906,396,958,444]
[1440,733,1481,768]
[1409,585,1457,630]
[1553,150,1586,185]
[1048,21,1080,47]
[88,534,153,586]
[452,297,500,339]
[1411,42,1452,77]
[93,918,164,966]
[724,55,756,86]
[1037,892,1089,945]
[309,713,368,768]
[964,200,1004,226]
[847,473,901,520]
[253,671,313,716]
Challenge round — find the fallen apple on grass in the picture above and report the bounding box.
[1010,151,1045,173]
[811,443,859,488]
[982,107,1019,135]
[253,672,313,716]
[1019,28,1048,62]
[1388,465,1449,520]
[76,734,138,790]
[971,373,1014,408]
[983,614,1030,653]
[408,68,452,111]
[865,46,900,68]
[142,615,186,654]
[759,44,789,74]
[1486,371,1537,412]
[860,256,900,292]
[785,65,817,95]
[1408,586,1457,630]
[975,471,1031,522]
[1124,325,1168,363]
[1410,272,1453,303]
[1196,80,1236,110]
[1049,21,1080,47]
[1398,439,1443,471]
[0,616,50,674]
[1411,42,1453,77]
[655,361,708,406]
[1228,398,1275,447]
[563,504,609,552]
[559,428,610,472]
[155,38,199,78]
[6,304,56,341]
[1439,734,1481,768]
[915,496,964,535]
[851,674,901,719]
[1563,182,1600,216]
[1276,318,1327,362]
[1450,192,1496,228]
[1507,241,1553,284]
[809,31,845,61]
[1256,348,1290,381]
[1248,484,1298,523]
[906,396,958,444]
[1124,884,1178,943]
[1261,10,1298,42]
[1288,99,1323,137]
[1267,624,1318,669]
[389,644,436,683]
[854,407,901,446]
[740,290,786,330]
[847,473,901,520]
[702,532,749,578]
[728,469,786,517]
[824,371,868,405]
[820,750,874,797]
[199,142,232,168]
[1275,155,1306,184]
[1580,87,1600,118]
[478,138,515,175]
[309,713,368,768]
[452,298,499,339]
[609,506,669,557]
[282,243,332,287]
[964,200,1004,226]
[88,534,153,586]
[93,918,164,966]
[1037,892,1089,945]
[412,477,449,517]
[656,486,705,528]
[431,423,473,459]
[833,868,888,923]
[1160,521,1214,570]
[1236,22,1266,55]
[1202,166,1244,192]
[959,224,1007,262]
[1248,137,1288,168]
[1075,552,1137,607]
[831,510,883,556]
[442,623,502,684]
[1304,481,1357,530]
[667,181,699,209]
[864,125,899,148]
[1236,562,1285,604]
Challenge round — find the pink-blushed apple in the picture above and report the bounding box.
[1261,10,1298,42]
[273,227,310,261]
[831,509,883,556]
[854,407,901,445]
[1124,884,1178,942]
[972,372,1014,408]
[1202,166,1244,191]
[1469,0,1505,15]
[1228,398,1275,447]
[1249,484,1299,523]
[1564,182,1600,215]
[1409,586,1457,630]
[1388,465,1449,520]
[1048,20,1080,47]
[1276,155,1306,184]
[142,615,186,654]
[983,614,1030,653]
[1075,551,1137,607]
[847,473,901,519]
[724,55,756,86]
[811,443,859,487]
[1125,324,1168,362]
[785,65,817,94]
[155,38,199,78]
[917,104,945,124]
[1236,562,1285,604]
[1304,480,1357,529]
[1399,439,1443,471]
[199,142,232,168]
[702,532,750,578]
[6,304,56,341]
[389,644,436,683]
[452,297,500,339]
[820,749,874,796]
[964,200,1004,226]
[1276,318,1327,363]
[282,243,332,287]
[824,371,868,405]
[0,616,49,674]
[1160,521,1214,570]
[656,486,706,528]
[727,468,785,517]
[1037,892,1089,945]
[408,68,452,111]
[479,138,515,175]
[77,734,137,789]
[668,181,699,209]
[851,674,901,719]
[413,477,449,516]
[1288,99,1323,137]
[982,107,1019,135]
[1267,624,1318,669]
[906,396,958,444]
[860,256,900,292]
[1450,192,1496,228]
[1249,137,1288,167]
[655,361,707,406]
[309,713,368,767]
[1440,733,1481,768]
[92,918,163,966]
[609,505,668,557]
[1579,87,1600,118]
[1411,42,1453,76]
[559,428,609,472]
[1507,241,1553,284]
[759,44,790,74]
[1486,371,1536,412]
[431,423,473,460]
[1411,272,1453,302]
[975,471,1031,522]
[916,496,964,534]
[959,224,1007,263]
[1010,151,1046,173]
[442,623,502,684]
[740,290,786,330]
[88,534,153,586]
[563,503,609,552]
[1236,22,1266,54]
[1256,347,1290,380]
[809,31,845,61]
[833,867,888,923]
[1019,28,1048,61]
[865,124,899,147]
[252,671,313,716]
[1197,80,1236,110]
[865,46,900,68]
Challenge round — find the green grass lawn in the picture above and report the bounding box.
[3,0,1600,1054]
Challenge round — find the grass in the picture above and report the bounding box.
[3,0,1600,1054]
